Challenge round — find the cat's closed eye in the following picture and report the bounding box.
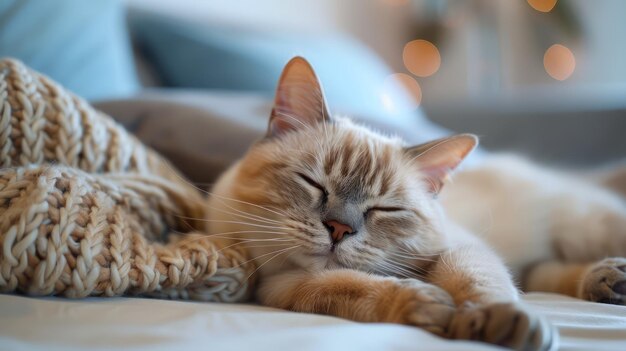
[364,206,406,219]
[297,172,328,203]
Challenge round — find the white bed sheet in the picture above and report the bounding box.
[0,293,625,351]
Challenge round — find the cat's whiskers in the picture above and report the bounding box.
[388,249,439,263]
[162,161,290,218]
[285,231,318,246]
[176,230,291,246]
[437,250,456,274]
[383,257,423,271]
[240,245,302,285]
[174,215,291,231]
[206,191,289,218]
[383,256,429,275]
[206,203,282,225]
[205,191,286,224]
[189,181,215,188]
[232,244,302,270]
[394,244,440,257]
[218,240,297,254]
[376,261,414,279]
[149,202,275,234]
[207,235,291,242]
[384,257,424,271]
[277,249,299,268]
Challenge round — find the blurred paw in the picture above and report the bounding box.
[448,302,557,351]
[580,257,626,305]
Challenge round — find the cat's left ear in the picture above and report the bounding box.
[267,56,331,137]
[406,134,478,194]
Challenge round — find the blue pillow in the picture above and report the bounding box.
[129,10,429,122]
[0,0,139,100]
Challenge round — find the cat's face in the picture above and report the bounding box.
[232,118,446,274]
[209,57,476,276]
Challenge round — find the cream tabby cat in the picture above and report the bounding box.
[207,57,626,350]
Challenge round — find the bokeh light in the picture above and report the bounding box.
[543,44,576,81]
[403,39,441,77]
[527,0,558,13]
[381,73,422,113]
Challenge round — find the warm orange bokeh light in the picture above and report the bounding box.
[381,73,422,113]
[403,40,441,77]
[543,44,576,81]
[527,0,558,13]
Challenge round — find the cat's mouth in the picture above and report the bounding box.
[305,251,348,269]
[330,242,338,252]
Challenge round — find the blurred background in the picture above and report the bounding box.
[1,0,625,175]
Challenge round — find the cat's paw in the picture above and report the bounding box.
[580,257,626,305]
[396,279,456,336]
[448,302,557,351]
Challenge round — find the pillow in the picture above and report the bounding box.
[128,9,441,126]
[0,0,139,100]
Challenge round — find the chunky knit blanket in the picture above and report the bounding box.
[0,58,253,301]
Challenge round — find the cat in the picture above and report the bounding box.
[206,56,626,350]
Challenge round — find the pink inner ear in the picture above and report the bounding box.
[410,135,477,194]
[420,163,454,194]
[268,92,301,135]
[267,57,330,138]
[275,90,291,110]
[421,153,463,176]
[269,109,299,136]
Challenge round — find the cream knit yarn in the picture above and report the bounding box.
[0,58,253,301]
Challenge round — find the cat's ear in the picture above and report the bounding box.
[406,134,478,194]
[267,56,331,137]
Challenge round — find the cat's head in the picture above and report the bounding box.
[209,57,477,276]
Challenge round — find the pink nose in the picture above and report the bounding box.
[324,220,354,242]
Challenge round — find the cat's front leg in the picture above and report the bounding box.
[428,242,519,305]
[258,269,455,335]
[427,240,556,351]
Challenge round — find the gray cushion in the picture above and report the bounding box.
[95,90,267,185]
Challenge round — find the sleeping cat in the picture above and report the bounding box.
[206,57,626,350]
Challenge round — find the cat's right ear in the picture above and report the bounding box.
[406,134,478,195]
[267,56,331,138]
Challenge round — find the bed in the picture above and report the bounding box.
[1,292,625,351]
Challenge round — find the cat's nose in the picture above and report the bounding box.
[323,220,355,243]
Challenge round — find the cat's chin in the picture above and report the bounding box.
[324,258,349,270]
[291,252,352,272]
